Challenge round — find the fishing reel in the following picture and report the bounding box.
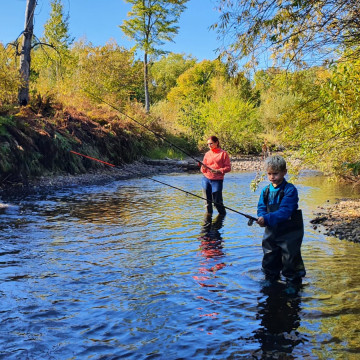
[248,218,254,226]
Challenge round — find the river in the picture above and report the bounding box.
[0,171,359,359]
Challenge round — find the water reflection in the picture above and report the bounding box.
[193,215,227,335]
[198,214,226,275]
[0,173,360,359]
[253,282,304,359]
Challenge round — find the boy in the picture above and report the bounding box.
[257,155,306,285]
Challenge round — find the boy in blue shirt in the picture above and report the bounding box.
[257,155,306,285]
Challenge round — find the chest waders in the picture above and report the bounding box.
[262,185,306,282]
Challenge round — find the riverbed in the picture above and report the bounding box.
[0,171,359,359]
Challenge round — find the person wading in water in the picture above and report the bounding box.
[256,155,306,291]
[200,136,231,216]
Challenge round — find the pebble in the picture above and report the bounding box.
[310,199,360,243]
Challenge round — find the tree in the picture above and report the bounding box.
[18,0,36,106]
[41,0,74,81]
[213,0,360,68]
[43,0,73,51]
[150,53,196,102]
[202,78,261,153]
[295,58,360,177]
[72,41,143,108]
[0,45,21,107]
[167,60,228,103]
[166,60,229,143]
[120,0,189,113]
[31,0,74,98]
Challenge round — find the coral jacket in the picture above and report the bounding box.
[201,148,231,180]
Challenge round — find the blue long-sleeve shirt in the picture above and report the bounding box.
[257,180,299,228]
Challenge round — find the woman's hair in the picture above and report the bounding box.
[265,155,287,172]
[208,135,219,144]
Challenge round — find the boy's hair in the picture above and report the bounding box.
[265,155,287,172]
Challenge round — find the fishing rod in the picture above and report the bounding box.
[70,150,258,225]
[82,89,214,171]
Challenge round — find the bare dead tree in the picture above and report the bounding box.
[18,0,37,106]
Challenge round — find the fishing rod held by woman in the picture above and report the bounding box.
[200,136,231,216]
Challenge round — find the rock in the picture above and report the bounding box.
[311,199,360,243]
[310,216,328,224]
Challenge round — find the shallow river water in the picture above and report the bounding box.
[0,171,359,360]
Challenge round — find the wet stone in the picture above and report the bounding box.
[311,199,360,243]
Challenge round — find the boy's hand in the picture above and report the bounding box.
[257,217,266,227]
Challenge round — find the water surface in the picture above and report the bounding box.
[0,171,359,359]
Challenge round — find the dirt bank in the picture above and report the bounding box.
[311,199,360,243]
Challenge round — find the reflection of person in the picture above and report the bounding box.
[254,282,303,357]
[198,214,226,274]
[200,136,231,216]
[256,155,306,286]
[200,214,225,243]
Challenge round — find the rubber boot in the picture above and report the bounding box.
[213,191,226,215]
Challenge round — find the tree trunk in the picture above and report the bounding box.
[144,52,150,113]
[18,0,36,106]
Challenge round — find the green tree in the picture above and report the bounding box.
[167,60,229,143]
[295,58,360,177]
[0,44,22,108]
[71,41,143,109]
[33,0,74,92]
[120,0,189,113]
[150,52,196,102]
[253,67,325,149]
[167,60,228,103]
[202,78,261,153]
[43,0,73,52]
[213,0,360,67]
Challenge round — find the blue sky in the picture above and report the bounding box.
[0,0,222,61]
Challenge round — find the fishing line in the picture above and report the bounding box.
[82,89,214,171]
[70,150,258,225]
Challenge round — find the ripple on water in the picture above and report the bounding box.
[0,173,359,359]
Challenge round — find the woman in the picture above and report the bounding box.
[200,136,231,216]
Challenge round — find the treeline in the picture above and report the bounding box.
[0,2,359,181]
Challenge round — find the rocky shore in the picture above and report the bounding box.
[310,199,360,243]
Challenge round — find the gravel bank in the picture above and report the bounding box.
[310,199,360,243]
